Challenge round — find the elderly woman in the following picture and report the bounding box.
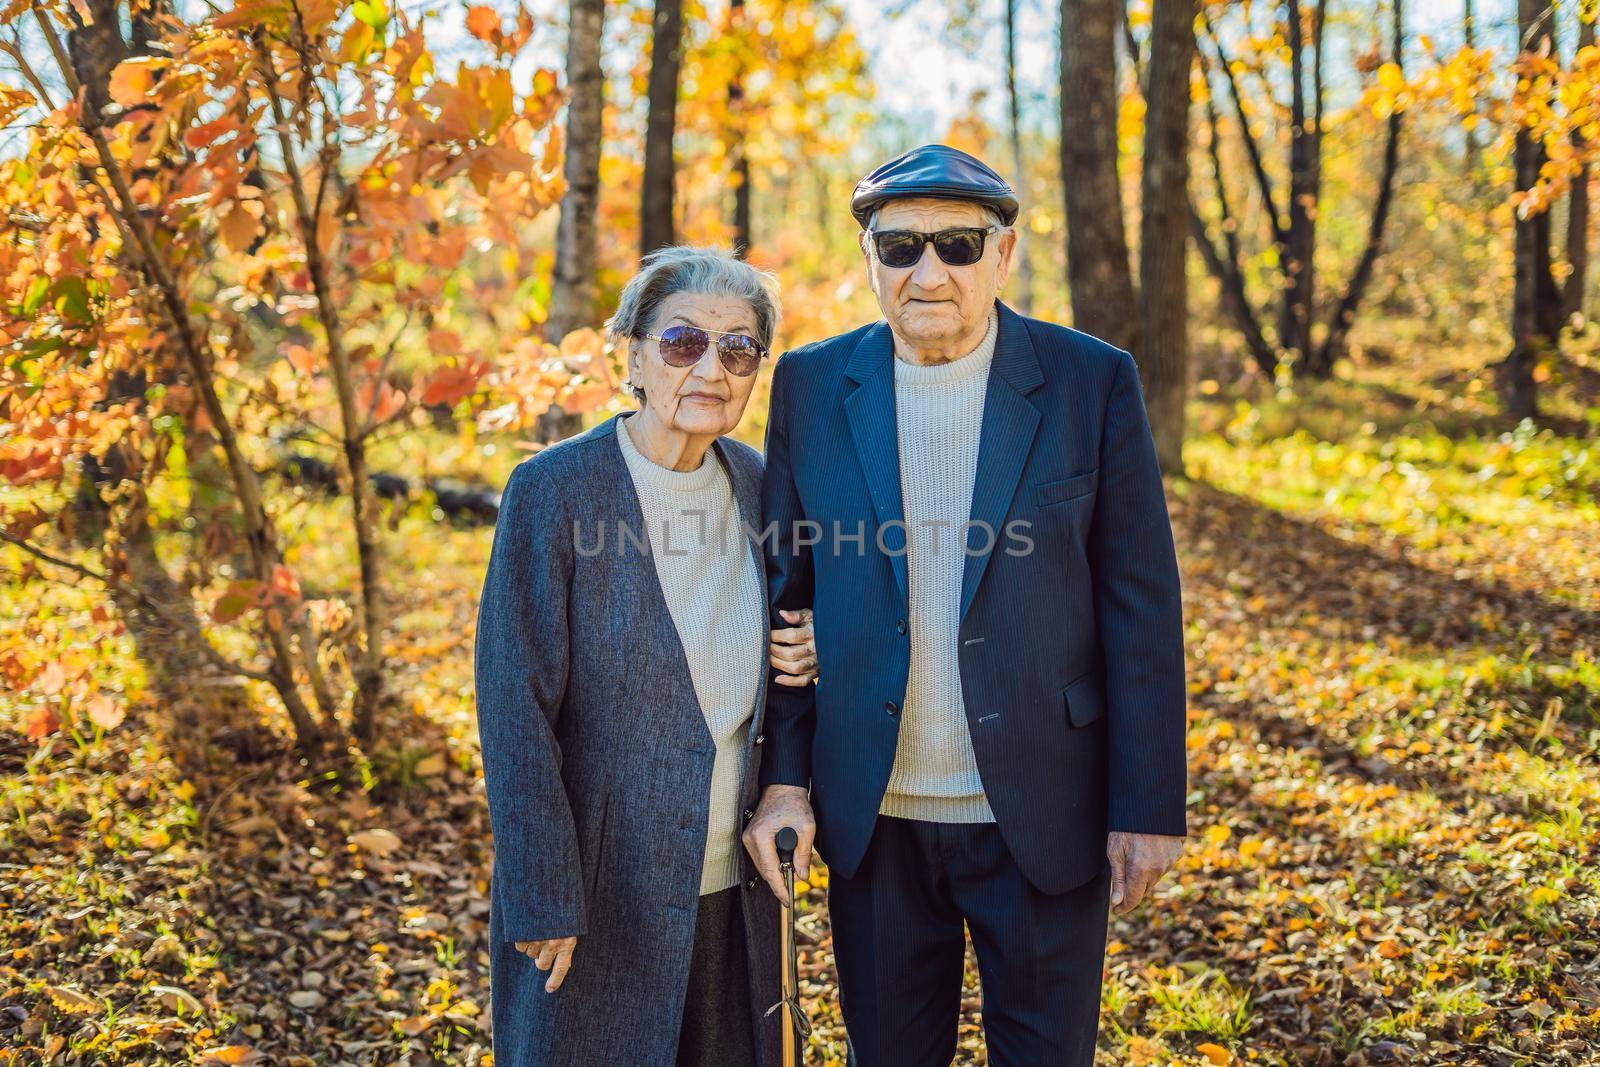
[474,245,817,1067]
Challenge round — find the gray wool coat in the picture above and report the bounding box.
[473,411,784,1067]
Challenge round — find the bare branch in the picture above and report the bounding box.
[1200,8,1287,246]
[0,35,59,111]
[0,529,105,582]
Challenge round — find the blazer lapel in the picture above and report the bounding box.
[959,301,1044,621]
[843,322,910,609]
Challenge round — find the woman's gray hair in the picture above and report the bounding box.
[604,245,782,403]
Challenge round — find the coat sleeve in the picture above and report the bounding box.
[758,354,817,790]
[1087,349,1190,837]
[474,461,586,940]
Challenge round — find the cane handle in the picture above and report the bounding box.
[775,825,798,868]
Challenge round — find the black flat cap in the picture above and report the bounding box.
[850,144,1019,228]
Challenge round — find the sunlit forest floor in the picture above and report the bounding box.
[2,323,1597,1066]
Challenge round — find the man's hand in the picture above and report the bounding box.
[769,608,818,687]
[741,784,816,905]
[514,936,578,992]
[1106,831,1184,915]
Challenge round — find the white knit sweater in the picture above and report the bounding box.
[879,307,1000,823]
[616,414,767,892]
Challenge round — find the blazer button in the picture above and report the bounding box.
[743,808,754,821]
[896,619,907,635]
[754,733,764,746]
[884,700,900,717]
[744,876,759,890]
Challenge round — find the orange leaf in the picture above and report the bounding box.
[1126,1036,1163,1065]
[557,327,605,363]
[1197,1044,1233,1066]
[559,380,615,415]
[86,694,126,732]
[269,563,302,603]
[361,379,407,425]
[108,57,165,108]
[183,114,241,150]
[465,5,499,41]
[284,344,319,376]
[218,201,262,253]
[427,328,462,355]
[213,580,264,624]
[26,706,60,742]
[33,659,67,696]
[339,20,376,63]
[420,359,487,407]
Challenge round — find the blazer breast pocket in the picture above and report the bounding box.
[1034,469,1098,509]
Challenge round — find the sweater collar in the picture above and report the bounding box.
[614,411,723,494]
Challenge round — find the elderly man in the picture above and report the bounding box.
[743,144,1189,1066]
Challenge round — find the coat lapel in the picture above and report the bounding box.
[959,301,1044,621]
[843,321,910,609]
[597,413,714,750]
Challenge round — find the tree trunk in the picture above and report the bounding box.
[1006,0,1034,314]
[1504,0,1561,421]
[641,0,684,256]
[729,0,752,258]
[542,0,607,442]
[1312,0,1404,372]
[1279,0,1324,374]
[1138,0,1196,476]
[1061,0,1141,354]
[1464,0,1482,170]
[257,40,377,735]
[65,0,128,119]
[64,3,210,699]
[1189,41,1278,376]
[1563,8,1593,323]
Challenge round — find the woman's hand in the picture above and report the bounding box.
[515,936,578,992]
[769,608,818,687]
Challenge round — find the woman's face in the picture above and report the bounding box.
[628,292,764,438]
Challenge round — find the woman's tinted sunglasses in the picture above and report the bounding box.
[868,225,998,269]
[641,324,768,376]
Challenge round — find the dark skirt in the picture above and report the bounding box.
[677,884,760,1067]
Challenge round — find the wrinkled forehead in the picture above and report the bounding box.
[871,197,991,231]
[650,291,760,335]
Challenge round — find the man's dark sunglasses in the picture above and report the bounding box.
[868,226,998,269]
[641,324,768,376]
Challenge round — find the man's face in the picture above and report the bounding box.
[859,197,1016,352]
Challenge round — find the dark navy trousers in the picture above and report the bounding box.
[828,815,1112,1067]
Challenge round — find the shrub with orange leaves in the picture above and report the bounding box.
[0,0,609,751]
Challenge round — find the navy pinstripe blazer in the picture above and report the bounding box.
[758,299,1188,894]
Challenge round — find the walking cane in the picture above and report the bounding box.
[766,824,810,1065]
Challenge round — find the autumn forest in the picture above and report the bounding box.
[0,0,1597,1063]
